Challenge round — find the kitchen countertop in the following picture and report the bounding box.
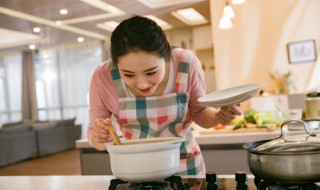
[0,175,257,190]
[76,124,281,148]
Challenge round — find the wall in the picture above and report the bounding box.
[209,0,320,94]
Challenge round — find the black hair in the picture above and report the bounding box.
[110,15,171,64]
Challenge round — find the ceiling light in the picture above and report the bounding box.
[232,0,246,4]
[80,0,121,13]
[33,27,41,33]
[144,15,172,30]
[223,5,235,18]
[59,9,68,15]
[96,21,119,32]
[137,0,204,9]
[171,8,208,26]
[0,7,106,40]
[77,37,84,42]
[29,44,36,49]
[219,15,233,29]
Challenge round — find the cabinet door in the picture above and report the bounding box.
[192,25,213,50]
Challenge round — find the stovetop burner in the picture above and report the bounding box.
[109,176,185,190]
[254,178,320,190]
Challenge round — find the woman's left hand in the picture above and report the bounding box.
[216,104,242,125]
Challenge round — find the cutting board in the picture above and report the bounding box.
[199,125,278,135]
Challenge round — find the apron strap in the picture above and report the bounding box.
[173,50,191,93]
[110,61,129,98]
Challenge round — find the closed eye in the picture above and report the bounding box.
[124,74,134,78]
[146,72,156,76]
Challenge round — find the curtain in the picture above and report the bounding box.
[35,41,103,137]
[22,51,38,121]
[0,53,22,126]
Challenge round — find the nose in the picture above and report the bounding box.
[136,77,149,89]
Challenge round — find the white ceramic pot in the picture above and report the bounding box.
[105,137,185,182]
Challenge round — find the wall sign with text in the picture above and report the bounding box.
[287,40,317,64]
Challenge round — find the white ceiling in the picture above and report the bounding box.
[0,0,210,51]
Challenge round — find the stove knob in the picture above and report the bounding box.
[206,173,218,190]
[235,171,248,190]
[235,171,247,182]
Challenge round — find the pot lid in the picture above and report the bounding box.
[253,120,320,153]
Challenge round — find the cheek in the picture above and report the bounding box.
[153,71,165,84]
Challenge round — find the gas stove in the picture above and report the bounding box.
[108,172,320,190]
[108,172,254,190]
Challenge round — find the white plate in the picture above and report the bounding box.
[198,84,261,107]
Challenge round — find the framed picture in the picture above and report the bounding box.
[287,40,317,63]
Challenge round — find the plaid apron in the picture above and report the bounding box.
[110,50,205,177]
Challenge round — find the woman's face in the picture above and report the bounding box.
[117,51,167,97]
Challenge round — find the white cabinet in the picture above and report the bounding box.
[192,25,213,50]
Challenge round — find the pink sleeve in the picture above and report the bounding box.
[186,51,210,125]
[87,62,114,146]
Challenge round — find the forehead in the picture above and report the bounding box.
[117,52,164,70]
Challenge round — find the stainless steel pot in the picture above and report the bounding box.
[243,120,320,183]
[105,137,185,182]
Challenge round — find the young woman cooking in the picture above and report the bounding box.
[87,15,241,183]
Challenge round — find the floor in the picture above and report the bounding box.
[0,149,81,176]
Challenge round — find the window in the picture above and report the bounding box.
[0,53,22,126]
[35,41,103,136]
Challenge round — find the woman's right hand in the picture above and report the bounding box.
[91,118,113,150]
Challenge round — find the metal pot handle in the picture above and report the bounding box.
[280,120,316,139]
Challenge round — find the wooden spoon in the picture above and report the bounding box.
[107,124,122,145]
[100,118,121,145]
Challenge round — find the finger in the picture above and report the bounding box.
[95,118,110,130]
[93,126,109,135]
[92,136,109,143]
[92,131,110,140]
[99,118,114,130]
[104,118,112,124]
[216,112,231,125]
[220,107,235,119]
[227,105,242,115]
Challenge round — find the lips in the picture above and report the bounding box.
[139,86,153,93]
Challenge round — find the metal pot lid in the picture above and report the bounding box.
[253,120,320,153]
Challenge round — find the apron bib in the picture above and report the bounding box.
[110,50,205,176]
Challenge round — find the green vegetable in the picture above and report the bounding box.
[244,109,257,124]
[253,111,287,125]
[233,120,246,130]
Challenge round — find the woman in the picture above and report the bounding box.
[88,15,241,179]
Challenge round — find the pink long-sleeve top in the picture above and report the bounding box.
[87,48,209,146]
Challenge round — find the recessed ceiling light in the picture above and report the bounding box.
[0,7,106,40]
[29,44,36,49]
[172,8,207,26]
[60,9,68,15]
[144,15,172,30]
[137,0,205,9]
[96,21,119,32]
[33,27,41,33]
[77,37,84,42]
